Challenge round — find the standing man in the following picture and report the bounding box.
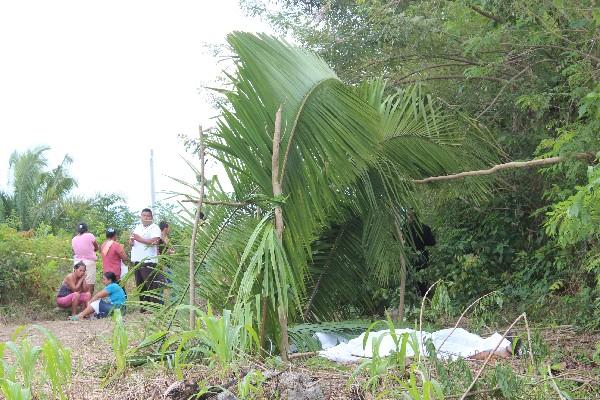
[130,208,162,310]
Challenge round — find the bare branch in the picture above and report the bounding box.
[394,74,507,86]
[467,5,502,23]
[413,153,596,184]
[395,63,473,82]
[182,199,250,207]
[477,59,552,119]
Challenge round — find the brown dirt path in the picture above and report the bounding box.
[0,315,175,399]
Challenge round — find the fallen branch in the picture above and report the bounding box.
[414,152,596,184]
[289,351,319,360]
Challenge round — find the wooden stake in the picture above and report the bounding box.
[271,105,289,362]
[188,125,206,329]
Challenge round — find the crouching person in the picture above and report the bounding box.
[57,261,91,316]
[70,272,126,321]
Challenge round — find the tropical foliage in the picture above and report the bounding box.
[0,146,136,236]
[239,0,600,326]
[0,146,76,231]
[0,224,71,306]
[0,326,72,400]
[147,31,495,360]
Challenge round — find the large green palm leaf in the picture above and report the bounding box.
[305,80,498,309]
[211,32,380,272]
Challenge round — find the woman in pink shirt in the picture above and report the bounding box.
[71,222,99,294]
[101,227,128,280]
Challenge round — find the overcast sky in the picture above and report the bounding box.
[0,0,271,212]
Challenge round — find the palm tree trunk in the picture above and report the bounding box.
[271,105,289,362]
[394,220,408,324]
[259,295,268,351]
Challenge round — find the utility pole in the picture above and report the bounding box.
[150,149,156,210]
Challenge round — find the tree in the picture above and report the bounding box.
[3,146,77,231]
[241,0,600,324]
[159,33,492,356]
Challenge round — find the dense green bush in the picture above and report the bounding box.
[0,224,71,305]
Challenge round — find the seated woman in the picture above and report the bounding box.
[56,261,91,316]
[70,271,126,320]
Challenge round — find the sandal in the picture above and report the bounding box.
[69,315,79,321]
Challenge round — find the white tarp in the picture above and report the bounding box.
[317,328,510,363]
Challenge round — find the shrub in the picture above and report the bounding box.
[0,224,71,305]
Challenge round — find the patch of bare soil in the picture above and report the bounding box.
[1,319,598,399]
[0,314,175,400]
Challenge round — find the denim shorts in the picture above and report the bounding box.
[90,299,119,318]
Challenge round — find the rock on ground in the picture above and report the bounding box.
[277,371,324,400]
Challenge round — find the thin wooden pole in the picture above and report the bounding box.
[271,105,289,362]
[188,125,205,329]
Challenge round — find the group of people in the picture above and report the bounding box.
[56,208,172,320]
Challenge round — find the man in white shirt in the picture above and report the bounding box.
[130,208,162,310]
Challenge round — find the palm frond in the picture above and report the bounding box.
[303,218,374,321]
[289,320,373,352]
[211,32,381,273]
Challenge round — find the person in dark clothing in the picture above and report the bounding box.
[406,210,436,296]
[158,221,174,256]
[408,221,436,268]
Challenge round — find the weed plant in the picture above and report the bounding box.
[0,326,71,399]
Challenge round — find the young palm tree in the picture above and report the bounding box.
[154,32,496,357]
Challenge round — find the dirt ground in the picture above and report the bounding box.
[0,313,175,400]
[1,315,598,399]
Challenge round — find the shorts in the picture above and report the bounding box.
[56,292,91,308]
[90,299,122,318]
[74,258,97,285]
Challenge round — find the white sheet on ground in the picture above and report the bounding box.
[317,328,510,363]
[314,332,348,349]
